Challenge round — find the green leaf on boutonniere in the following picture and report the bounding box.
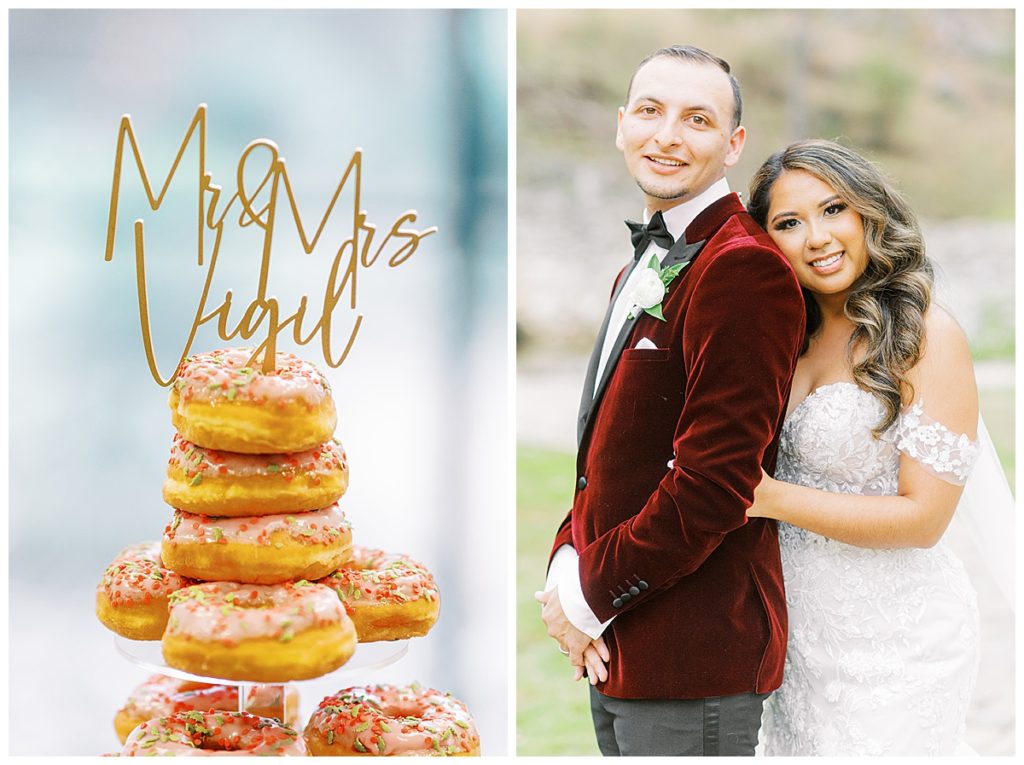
[648,254,660,270]
[645,304,666,321]
[660,263,685,285]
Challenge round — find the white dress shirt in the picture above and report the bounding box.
[546,177,731,639]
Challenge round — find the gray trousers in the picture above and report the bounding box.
[589,686,769,756]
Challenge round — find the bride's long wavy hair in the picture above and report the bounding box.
[747,139,933,435]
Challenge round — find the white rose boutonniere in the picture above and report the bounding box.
[627,255,690,321]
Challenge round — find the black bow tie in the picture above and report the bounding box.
[625,211,675,261]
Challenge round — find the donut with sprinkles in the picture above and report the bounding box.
[161,503,353,585]
[304,684,480,756]
[162,581,357,682]
[114,674,300,743]
[318,546,440,642]
[96,542,196,641]
[163,433,349,516]
[169,348,336,454]
[120,711,307,756]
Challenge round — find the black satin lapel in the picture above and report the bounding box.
[587,310,638,421]
[576,261,638,446]
[663,237,707,268]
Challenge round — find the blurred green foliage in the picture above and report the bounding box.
[972,304,1016,362]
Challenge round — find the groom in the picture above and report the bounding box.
[537,45,805,756]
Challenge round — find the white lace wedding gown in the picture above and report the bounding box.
[760,382,980,756]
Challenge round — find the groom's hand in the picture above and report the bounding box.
[574,637,610,685]
[534,588,591,666]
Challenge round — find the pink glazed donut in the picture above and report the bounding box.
[169,348,336,454]
[95,542,197,640]
[114,674,300,743]
[318,546,440,642]
[162,581,357,682]
[164,433,349,516]
[303,684,480,756]
[161,503,353,584]
[120,711,307,756]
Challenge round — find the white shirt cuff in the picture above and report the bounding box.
[544,544,576,592]
[546,545,613,639]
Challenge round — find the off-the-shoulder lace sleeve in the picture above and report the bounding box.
[890,400,980,485]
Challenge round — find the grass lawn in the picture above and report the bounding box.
[516,446,599,756]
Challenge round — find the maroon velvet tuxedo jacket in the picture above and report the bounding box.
[549,193,805,699]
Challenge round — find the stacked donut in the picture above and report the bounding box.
[96,347,454,754]
[162,348,354,585]
[96,350,443,668]
[159,348,358,681]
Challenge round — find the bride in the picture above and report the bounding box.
[745,139,984,756]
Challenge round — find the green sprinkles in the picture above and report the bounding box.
[190,474,203,487]
[353,739,368,753]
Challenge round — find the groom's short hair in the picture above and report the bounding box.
[625,45,743,131]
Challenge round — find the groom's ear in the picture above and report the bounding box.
[615,106,626,151]
[723,125,746,169]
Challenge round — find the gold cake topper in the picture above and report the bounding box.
[104,104,437,384]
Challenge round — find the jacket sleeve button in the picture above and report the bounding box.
[620,592,632,602]
[637,580,649,590]
[612,597,623,608]
[576,476,587,490]
[629,586,640,596]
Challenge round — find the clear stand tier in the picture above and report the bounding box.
[114,635,408,686]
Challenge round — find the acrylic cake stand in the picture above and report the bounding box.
[115,635,408,713]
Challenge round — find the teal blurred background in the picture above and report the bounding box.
[10,9,508,755]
